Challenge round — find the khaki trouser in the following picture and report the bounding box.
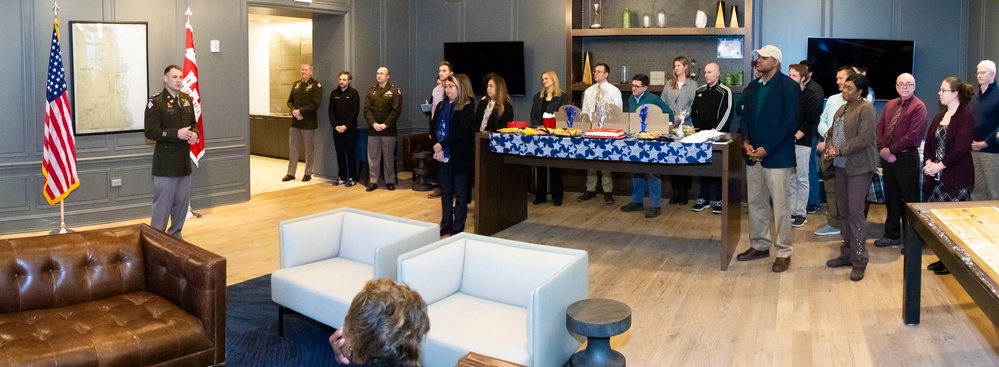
[747,164,794,257]
[585,170,613,193]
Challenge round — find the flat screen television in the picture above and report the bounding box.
[443,41,526,96]
[806,38,914,100]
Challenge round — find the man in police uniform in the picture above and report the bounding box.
[363,66,403,191]
[144,65,199,239]
[282,63,323,182]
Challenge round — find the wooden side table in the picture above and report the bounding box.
[566,298,631,367]
[456,352,528,367]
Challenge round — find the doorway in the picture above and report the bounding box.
[247,7,318,195]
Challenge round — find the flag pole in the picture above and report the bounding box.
[183,6,202,221]
[48,1,73,235]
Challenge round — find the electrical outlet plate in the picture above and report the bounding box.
[110,178,122,187]
[210,40,220,53]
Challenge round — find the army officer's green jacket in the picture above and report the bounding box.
[287,77,324,129]
[144,88,198,177]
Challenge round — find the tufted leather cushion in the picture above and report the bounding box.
[0,291,213,366]
[0,224,226,367]
[0,227,145,313]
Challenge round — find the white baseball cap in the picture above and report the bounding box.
[754,45,782,63]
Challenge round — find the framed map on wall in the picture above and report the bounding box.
[69,21,148,135]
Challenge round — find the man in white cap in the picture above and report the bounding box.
[735,45,800,273]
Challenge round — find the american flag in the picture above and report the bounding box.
[42,20,79,205]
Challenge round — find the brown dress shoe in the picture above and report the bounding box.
[736,247,770,261]
[850,266,866,281]
[772,257,791,273]
[281,175,295,182]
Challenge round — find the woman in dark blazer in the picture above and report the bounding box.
[529,71,569,206]
[473,75,514,132]
[923,77,977,275]
[432,74,476,236]
[821,74,878,282]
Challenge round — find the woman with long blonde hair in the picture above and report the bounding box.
[663,56,699,204]
[529,71,569,206]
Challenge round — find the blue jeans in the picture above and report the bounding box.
[631,173,662,207]
[808,136,821,206]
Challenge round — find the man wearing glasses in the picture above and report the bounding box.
[971,60,999,201]
[579,63,623,204]
[873,73,927,248]
[620,74,673,218]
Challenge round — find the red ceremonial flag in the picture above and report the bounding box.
[42,19,79,205]
[181,21,205,166]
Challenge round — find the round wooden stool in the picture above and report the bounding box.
[411,151,434,191]
[566,298,631,367]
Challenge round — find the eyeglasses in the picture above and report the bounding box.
[896,82,915,88]
[630,84,645,89]
[939,89,954,93]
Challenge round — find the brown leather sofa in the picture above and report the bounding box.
[0,224,226,366]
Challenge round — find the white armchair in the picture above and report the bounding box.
[398,233,588,367]
[270,207,439,332]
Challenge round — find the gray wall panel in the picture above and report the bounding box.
[830,0,892,39]
[191,153,247,188]
[758,0,823,73]
[412,0,460,134]
[313,14,348,178]
[0,176,30,212]
[2,1,25,156]
[115,165,155,199]
[464,0,514,41]
[899,0,965,110]
[384,0,411,132]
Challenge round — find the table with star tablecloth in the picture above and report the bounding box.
[488,133,714,164]
[474,132,746,271]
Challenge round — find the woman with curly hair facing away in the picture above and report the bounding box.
[330,279,430,367]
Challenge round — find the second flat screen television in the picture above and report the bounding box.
[806,38,914,100]
[444,41,526,96]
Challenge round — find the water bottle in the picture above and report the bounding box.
[621,65,629,84]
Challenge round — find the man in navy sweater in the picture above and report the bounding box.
[735,45,800,273]
[971,60,999,201]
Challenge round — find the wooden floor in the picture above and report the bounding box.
[5,180,999,366]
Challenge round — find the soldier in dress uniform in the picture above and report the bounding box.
[282,63,324,182]
[144,65,199,239]
[363,66,403,191]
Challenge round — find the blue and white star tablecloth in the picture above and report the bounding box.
[489,133,713,164]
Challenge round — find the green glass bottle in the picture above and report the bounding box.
[623,7,632,28]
